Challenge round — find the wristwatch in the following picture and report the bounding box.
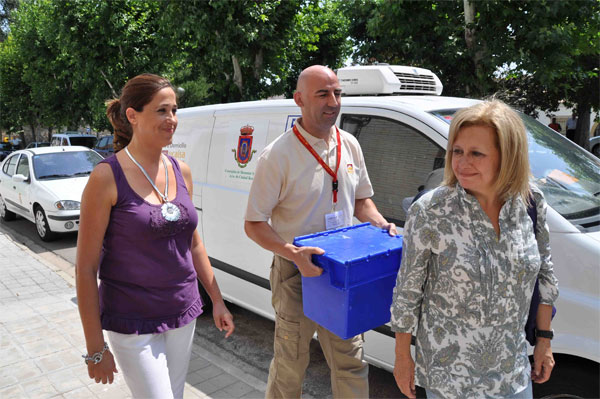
[82,342,109,365]
[535,329,554,340]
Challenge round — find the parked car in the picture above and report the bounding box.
[50,132,97,148]
[0,146,103,241]
[25,141,50,149]
[590,136,600,157]
[93,135,114,158]
[0,143,14,161]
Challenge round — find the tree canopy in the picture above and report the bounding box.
[344,0,599,148]
[0,0,598,148]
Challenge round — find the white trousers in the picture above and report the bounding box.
[106,321,196,399]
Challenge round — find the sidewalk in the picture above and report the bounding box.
[0,231,266,399]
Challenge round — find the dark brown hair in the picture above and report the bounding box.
[106,74,174,152]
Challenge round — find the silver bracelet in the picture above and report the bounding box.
[82,342,109,365]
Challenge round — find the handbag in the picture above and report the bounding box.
[524,196,557,346]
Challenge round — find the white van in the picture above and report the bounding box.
[169,65,600,398]
[50,132,97,148]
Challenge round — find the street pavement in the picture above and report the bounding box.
[0,228,267,399]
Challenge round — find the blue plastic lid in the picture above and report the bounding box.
[293,223,402,265]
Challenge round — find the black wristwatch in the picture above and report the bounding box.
[535,329,554,340]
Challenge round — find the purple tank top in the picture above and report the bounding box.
[98,154,202,334]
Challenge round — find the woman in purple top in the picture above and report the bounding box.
[76,74,234,398]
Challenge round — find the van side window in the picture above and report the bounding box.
[341,114,444,225]
[16,155,29,179]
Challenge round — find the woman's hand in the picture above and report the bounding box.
[87,350,118,384]
[212,300,235,338]
[394,353,416,399]
[532,338,555,383]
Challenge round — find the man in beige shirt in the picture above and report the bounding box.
[244,65,396,398]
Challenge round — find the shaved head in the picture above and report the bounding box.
[293,65,342,139]
[296,65,337,92]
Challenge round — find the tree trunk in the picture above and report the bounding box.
[463,0,486,96]
[47,126,53,142]
[464,0,475,48]
[100,70,118,98]
[232,55,243,96]
[30,125,37,144]
[575,103,591,151]
[254,48,263,80]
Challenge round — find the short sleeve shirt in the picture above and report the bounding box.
[245,122,374,244]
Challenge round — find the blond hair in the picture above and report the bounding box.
[442,100,531,203]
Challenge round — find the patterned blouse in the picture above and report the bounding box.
[390,183,559,398]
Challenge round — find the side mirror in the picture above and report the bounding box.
[12,174,28,183]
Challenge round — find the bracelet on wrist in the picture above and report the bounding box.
[82,342,109,365]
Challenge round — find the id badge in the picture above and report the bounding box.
[325,210,344,230]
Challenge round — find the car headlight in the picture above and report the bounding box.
[55,200,80,210]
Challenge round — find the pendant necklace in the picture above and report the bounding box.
[124,147,181,222]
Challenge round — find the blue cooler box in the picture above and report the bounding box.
[293,223,403,339]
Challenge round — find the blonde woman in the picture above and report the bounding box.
[391,100,559,398]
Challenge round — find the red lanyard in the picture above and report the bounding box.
[293,125,341,203]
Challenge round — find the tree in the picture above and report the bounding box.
[0,0,18,42]
[488,0,600,149]
[158,0,352,104]
[1,0,169,134]
[343,0,488,97]
[38,0,166,131]
[345,0,600,148]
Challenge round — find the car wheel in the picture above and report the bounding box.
[34,206,57,241]
[0,195,16,221]
[592,144,600,157]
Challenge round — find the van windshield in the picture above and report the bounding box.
[431,109,600,229]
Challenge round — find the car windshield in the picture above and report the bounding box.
[33,151,103,180]
[70,137,97,148]
[431,109,600,228]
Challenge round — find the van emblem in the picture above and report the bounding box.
[232,125,256,168]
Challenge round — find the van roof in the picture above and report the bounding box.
[53,132,96,137]
[177,96,481,116]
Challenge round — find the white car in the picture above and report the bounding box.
[0,146,103,241]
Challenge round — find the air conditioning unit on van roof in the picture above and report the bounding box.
[337,65,443,96]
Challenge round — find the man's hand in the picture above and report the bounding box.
[382,221,397,236]
[291,246,324,277]
[394,353,416,399]
[532,338,555,383]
